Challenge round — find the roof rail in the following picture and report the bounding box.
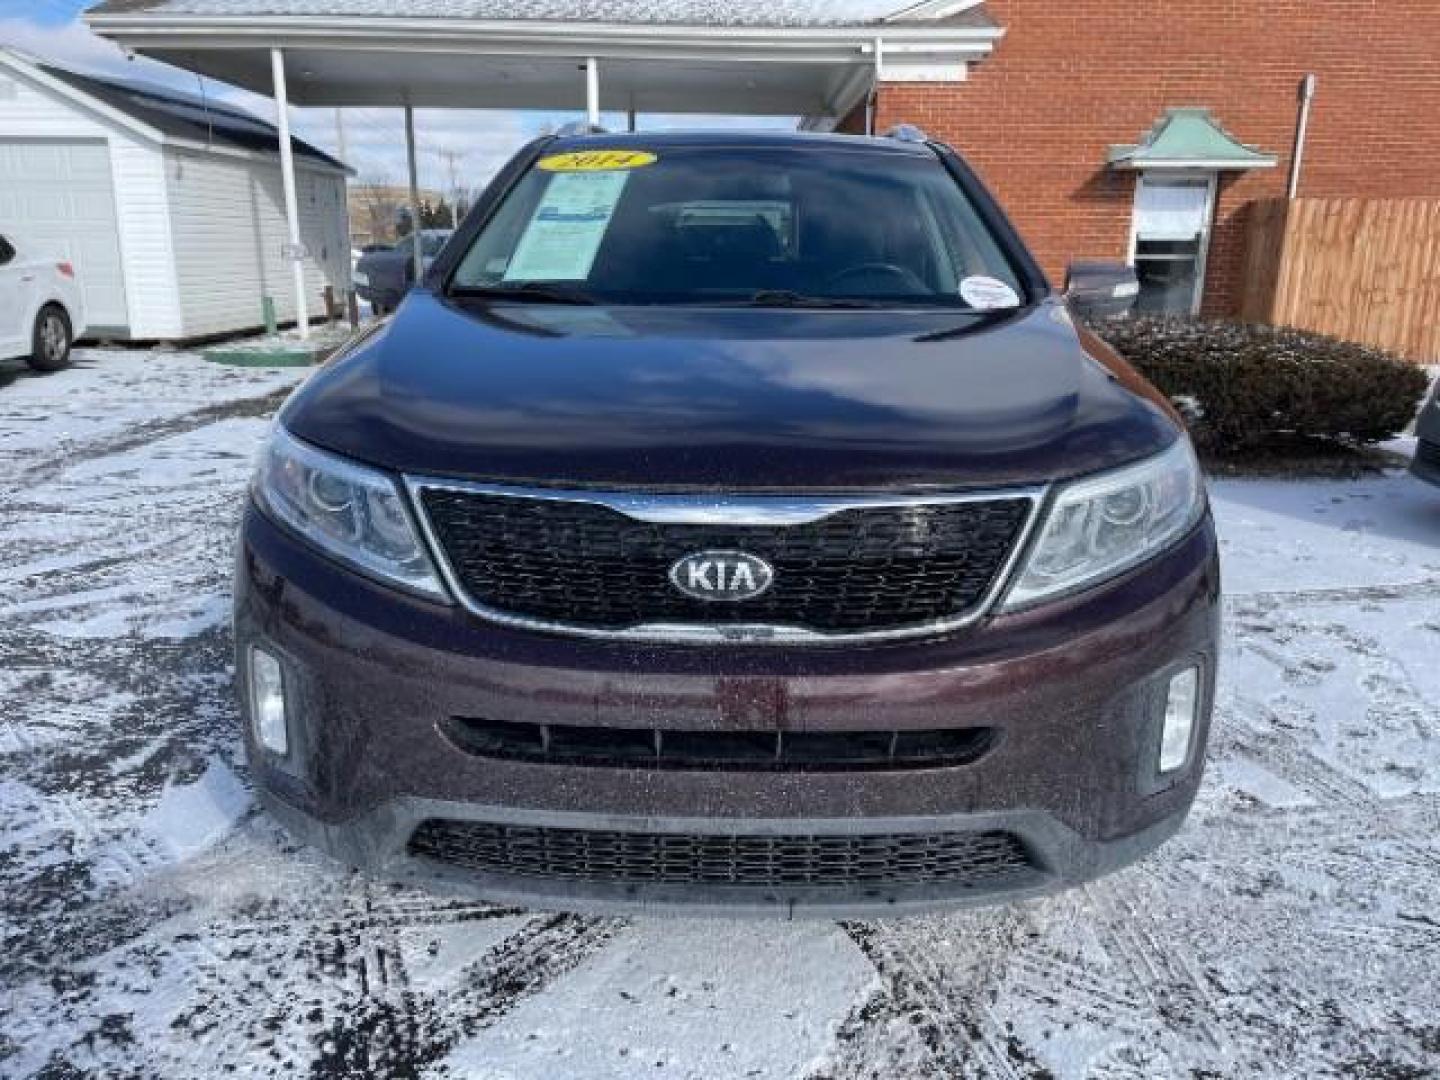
[885,124,930,144]
[555,120,608,137]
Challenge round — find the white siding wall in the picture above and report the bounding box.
[110,137,183,339]
[0,64,183,339]
[165,147,350,338]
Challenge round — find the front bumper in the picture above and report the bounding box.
[235,503,1221,917]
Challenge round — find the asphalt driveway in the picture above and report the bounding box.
[1,350,1438,1079]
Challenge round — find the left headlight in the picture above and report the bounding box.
[252,424,448,600]
[1001,437,1205,611]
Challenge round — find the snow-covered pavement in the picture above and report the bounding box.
[2,349,1438,1078]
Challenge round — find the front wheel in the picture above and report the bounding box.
[28,305,72,372]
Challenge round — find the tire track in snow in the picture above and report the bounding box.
[131,883,532,1075]
[1224,578,1440,610]
[3,384,293,488]
[1076,875,1225,1055]
[10,855,621,1080]
[1226,691,1438,858]
[834,915,1043,1080]
[305,911,624,1079]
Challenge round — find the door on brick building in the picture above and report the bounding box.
[1127,173,1217,317]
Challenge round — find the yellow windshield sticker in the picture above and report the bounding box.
[538,150,658,173]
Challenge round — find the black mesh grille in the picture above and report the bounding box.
[440,717,996,772]
[407,821,1035,888]
[1418,439,1440,469]
[418,489,1032,634]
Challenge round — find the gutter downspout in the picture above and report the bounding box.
[1288,73,1317,199]
[865,36,884,135]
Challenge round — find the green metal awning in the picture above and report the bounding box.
[1108,107,1277,170]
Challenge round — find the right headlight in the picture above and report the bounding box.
[1001,437,1205,611]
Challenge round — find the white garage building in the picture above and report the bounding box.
[0,49,351,341]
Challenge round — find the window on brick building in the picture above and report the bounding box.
[1129,174,1216,317]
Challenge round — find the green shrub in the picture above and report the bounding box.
[1095,317,1431,455]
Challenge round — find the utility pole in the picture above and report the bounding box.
[404,104,422,282]
[428,147,467,228]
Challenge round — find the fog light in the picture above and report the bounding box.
[1158,666,1200,773]
[249,647,289,755]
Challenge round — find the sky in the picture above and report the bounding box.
[0,0,789,198]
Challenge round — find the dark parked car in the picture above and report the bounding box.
[1411,378,1440,487]
[237,130,1219,916]
[353,229,452,315]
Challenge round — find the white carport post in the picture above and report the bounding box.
[404,104,424,283]
[269,48,309,341]
[586,57,600,126]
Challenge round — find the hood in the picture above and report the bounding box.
[283,291,1179,491]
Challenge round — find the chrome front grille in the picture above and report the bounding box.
[408,481,1041,643]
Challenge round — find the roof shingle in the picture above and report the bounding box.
[87,0,997,30]
[39,62,346,170]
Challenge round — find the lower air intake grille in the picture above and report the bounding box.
[440,717,996,772]
[407,821,1035,888]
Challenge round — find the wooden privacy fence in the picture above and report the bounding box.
[1241,197,1440,362]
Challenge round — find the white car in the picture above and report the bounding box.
[0,232,86,372]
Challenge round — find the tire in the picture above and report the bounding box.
[27,304,72,373]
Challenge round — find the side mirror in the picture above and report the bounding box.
[1065,261,1140,322]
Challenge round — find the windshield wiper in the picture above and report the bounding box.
[450,282,599,306]
[743,290,883,310]
[912,307,1022,342]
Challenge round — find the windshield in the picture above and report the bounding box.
[450,145,1026,307]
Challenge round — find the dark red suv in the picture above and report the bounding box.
[235,129,1219,916]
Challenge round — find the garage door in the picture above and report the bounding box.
[0,139,128,331]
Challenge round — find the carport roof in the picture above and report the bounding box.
[85,0,1002,118]
[88,0,999,29]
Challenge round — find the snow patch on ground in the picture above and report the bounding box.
[446,920,876,1079]
[0,407,279,638]
[140,759,251,862]
[0,349,301,483]
[1214,755,1317,809]
[1212,475,1440,595]
[1223,596,1440,798]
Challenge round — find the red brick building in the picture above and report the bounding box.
[844,0,1440,319]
